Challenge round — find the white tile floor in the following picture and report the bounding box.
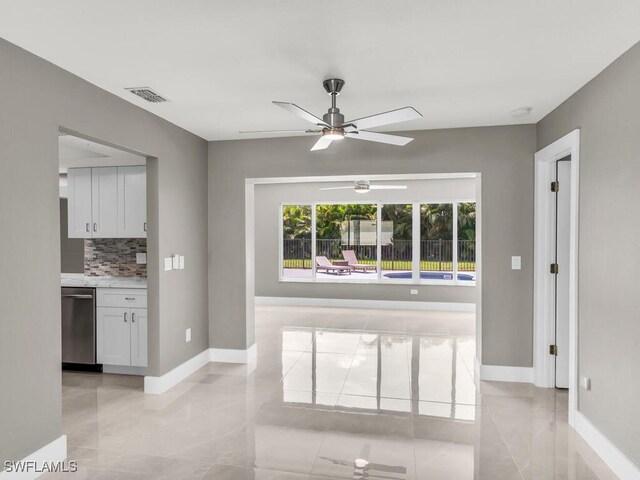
[44,306,617,479]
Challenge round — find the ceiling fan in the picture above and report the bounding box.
[239,78,422,151]
[320,180,407,194]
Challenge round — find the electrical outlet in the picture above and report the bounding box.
[179,256,185,270]
[410,289,418,295]
[581,376,591,390]
[136,253,147,265]
[185,328,191,343]
[511,256,522,270]
[172,255,180,270]
[164,257,173,271]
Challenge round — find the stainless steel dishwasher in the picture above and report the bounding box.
[61,287,97,366]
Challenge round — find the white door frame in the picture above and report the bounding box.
[533,129,580,426]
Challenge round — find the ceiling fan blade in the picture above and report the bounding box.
[347,130,414,146]
[238,129,321,134]
[273,101,328,126]
[319,186,354,191]
[311,136,333,151]
[347,106,422,130]
[369,185,408,190]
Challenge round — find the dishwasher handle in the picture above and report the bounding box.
[62,294,94,299]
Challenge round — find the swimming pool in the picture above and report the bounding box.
[383,272,475,281]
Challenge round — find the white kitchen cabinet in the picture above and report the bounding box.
[130,308,148,367]
[118,166,147,238]
[67,168,93,238]
[96,288,147,368]
[97,307,131,366]
[91,167,119,238]
[67,166,146,239]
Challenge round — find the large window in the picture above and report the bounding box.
[381,204,412,281]
[280,201,476,284]
[315,204,377,281]
[281,205,312,279]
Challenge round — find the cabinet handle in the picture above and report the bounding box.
[144,222,147,232]
[85,223,90,232]
[132,313,136,323]
[93,223,97,232]
[124,312,128,323]
[125,297,135,301]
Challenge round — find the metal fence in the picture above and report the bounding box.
[283,238,475,271]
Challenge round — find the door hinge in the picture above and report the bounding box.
[551,181,559,192]
[549,344,558,356]
[550,263,559,274]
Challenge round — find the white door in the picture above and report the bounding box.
[118,166,147,238]
[97,307,131,366]
[130,308,148,367]
[554,159,571,388]
[67,168,93,238]
[91,167,119,238]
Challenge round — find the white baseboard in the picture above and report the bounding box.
[574,411,640,480]
[479,364,534,383]
[255,296,475,312]
[143,345,258,395]
[0,435,67,479]
[102,365,147,376]
[144,349,210,395]
[209,343,257,364]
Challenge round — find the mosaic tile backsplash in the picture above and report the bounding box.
[84,239,147,277]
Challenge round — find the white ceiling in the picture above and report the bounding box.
[2,1,639,141]
[59,134,145,173]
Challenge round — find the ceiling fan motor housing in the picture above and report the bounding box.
[323,109,344,127]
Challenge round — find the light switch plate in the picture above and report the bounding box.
[179,256,185,270]
[511,256,522,270]
[164,257,173,271]
[172,255,180,270]
[410,289,418,295]
[185,328,191,343]
[136,253,147,265]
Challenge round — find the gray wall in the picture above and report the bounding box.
[59,198,84,273]
[0,38,208,466]
[209,124,536,368]
[538,42,640,466]
[254,178,476,304]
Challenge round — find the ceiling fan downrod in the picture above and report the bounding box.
[322,78,345,128]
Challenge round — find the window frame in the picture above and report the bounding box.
[279,200,476,287]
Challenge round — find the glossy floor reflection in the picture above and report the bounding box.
[45,306,617,479]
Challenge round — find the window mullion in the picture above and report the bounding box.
[412,202,420,282]
[453,202,459,284]
[311,203,317,279]
[377,203,382,280]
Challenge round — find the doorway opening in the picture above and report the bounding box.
[58,129,150,380]
[533,129,580,426]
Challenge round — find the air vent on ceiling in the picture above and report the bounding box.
[125,87,168,103]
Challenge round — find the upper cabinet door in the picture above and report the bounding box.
[118,166,147,238]
[91,167,119,238]
[67,168,93,238]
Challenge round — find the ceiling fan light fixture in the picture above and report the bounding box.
[323,129,344,141]
[354,180,371,193]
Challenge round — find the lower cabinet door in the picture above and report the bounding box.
[97,307,131,366]
[130,308,148,367]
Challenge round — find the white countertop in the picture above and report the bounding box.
[61,273,147,289]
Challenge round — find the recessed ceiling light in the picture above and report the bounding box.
[511,106,532,117]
